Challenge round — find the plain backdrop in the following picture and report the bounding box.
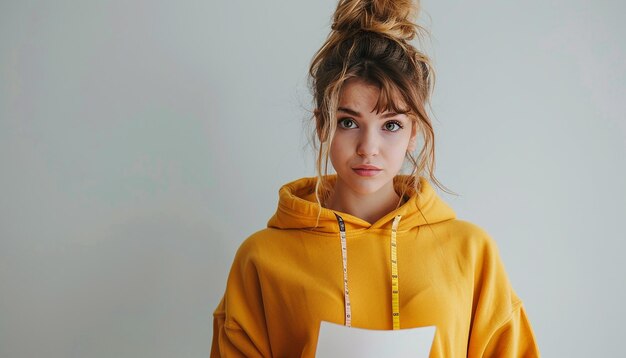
[1,0,625,357]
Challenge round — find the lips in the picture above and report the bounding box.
[352,165,382,177]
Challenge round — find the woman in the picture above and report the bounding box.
[211,0,539,356]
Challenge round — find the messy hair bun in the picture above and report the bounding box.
[309,0,447,207]
[331,0,420,42]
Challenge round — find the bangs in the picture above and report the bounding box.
[351,64,414,116]
[374,80,410,115]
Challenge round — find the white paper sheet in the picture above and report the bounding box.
[316,321,436,357]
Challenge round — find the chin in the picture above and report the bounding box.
[345,178,390,196]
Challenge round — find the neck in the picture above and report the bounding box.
[326,178,401,224]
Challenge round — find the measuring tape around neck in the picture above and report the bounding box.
[390,215,402,330]
[334,214,351,327]
[334,214,403,329]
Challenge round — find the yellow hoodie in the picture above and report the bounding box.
[211,176,539,357]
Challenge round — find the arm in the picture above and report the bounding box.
[211,240,273,358]
[482,303,540,357]
[466,229,540,357]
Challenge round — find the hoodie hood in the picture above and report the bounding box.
[267,175,456,234]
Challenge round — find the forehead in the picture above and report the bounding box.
[338,77,408,114]
[338,78,379,104]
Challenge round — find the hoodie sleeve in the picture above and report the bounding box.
[211,239,272,358]
[466,229,540,357]
[481,303,540,357]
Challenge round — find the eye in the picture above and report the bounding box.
[338,118,358,129]
[383,120,403,132]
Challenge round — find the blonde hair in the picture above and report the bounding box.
[309,0,450,206]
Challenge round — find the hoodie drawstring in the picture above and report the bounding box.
[334,214,403,329]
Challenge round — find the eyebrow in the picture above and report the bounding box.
[337,107,405,118]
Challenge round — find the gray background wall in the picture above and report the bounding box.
[1,0,624,357]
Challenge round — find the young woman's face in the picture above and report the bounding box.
[329,78,417,196]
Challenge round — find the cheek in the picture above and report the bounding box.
[384,136,411,160]
[329,134,352,161]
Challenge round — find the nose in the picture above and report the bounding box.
[356,128,379,157]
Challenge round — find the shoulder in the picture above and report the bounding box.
[230,227,287,265]
[444,220,521,299]
[440,218,490,238]
[433,219,511,280]
[435,218,500,253]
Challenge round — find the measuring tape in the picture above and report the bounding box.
[391,215,402,330]
[335,214,352,327]
[335,214,403,330]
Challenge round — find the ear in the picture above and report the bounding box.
[407,122,418,152]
